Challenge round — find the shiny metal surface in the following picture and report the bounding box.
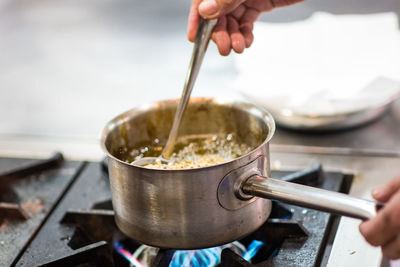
[133,19,217,166]
[161,19,217,159]
[101,97,274,249]
[217,156,263,211]
[271,96,398,131]
[271,99,400,152]
[243,175,379,220]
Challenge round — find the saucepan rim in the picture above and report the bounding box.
[100,97,276,171]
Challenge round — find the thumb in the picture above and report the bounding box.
[199,0,245,19]
[372,176,400,203]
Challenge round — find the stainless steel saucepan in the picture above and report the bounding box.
[101,97,380,249]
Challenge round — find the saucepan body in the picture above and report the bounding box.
[101,97,380,250]
[101,97,275,249]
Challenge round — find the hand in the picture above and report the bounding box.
[359,176,400,259]
[187,0,303,56]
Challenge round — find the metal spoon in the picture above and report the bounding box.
[133,19,217,166]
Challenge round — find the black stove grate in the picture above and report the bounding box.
[0,154,84,267]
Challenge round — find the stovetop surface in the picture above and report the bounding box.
[0,156,83,267]
[0,155,351,267]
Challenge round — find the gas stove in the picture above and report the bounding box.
[0,147,399,267]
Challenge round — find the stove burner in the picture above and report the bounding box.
[114,241,145,267]
[56,202,309,267]
[122,241,248,267]
[242,240,263,261]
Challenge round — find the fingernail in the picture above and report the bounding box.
[372,186,384,197]
[199,0,219,17]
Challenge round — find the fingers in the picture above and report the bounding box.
[212,13,250,55]
[240,7,261,26]
[239,7,260,47]
[240,24,254,48]
[199,0,220,18]
[372,176,400,203]
[191,0,304,51]
[188,0,202,42]
[230,4,246,19]
[359,191,400,247]
[212,16,231,56]
[194,0,297,55]
[382,234,400,259]
[199,0,246,19]
[227,16,245,53]
[359,208,396,246]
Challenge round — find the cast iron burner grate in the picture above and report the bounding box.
[15,161,350,267]
[0,153,86,267]
[0,153,64,223]
[53,201,309,267]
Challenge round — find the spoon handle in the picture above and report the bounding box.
[162,19,217,159]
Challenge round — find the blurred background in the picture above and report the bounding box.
[0,0,399,160]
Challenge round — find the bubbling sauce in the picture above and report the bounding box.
[128,133,252,170]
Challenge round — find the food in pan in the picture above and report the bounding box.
[128,133,251,169]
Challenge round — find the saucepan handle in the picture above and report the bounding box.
[241,175,381,220]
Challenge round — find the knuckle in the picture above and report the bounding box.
[220,0,243,11]
[220,0,234,7]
